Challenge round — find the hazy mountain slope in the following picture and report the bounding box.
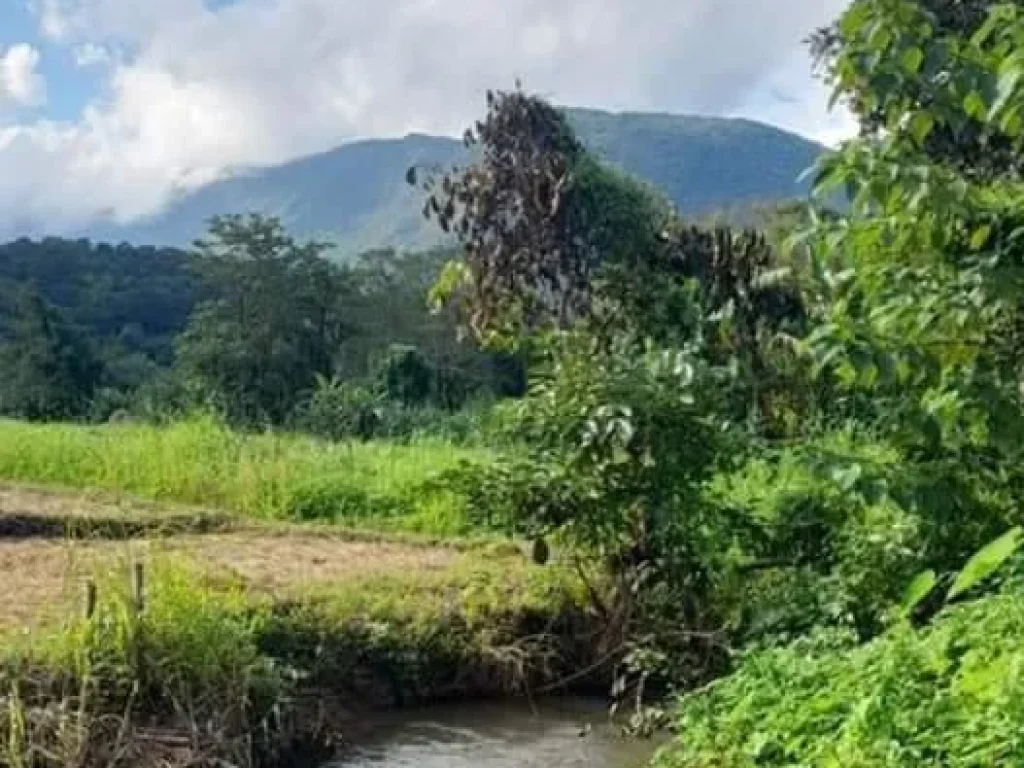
[568,109,822,213]
[80,109,826,254]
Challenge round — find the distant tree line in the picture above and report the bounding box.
[0,222,525,437]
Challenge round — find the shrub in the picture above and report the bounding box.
[376,344,434,407]
[293,376,382,441]
[711,428,1021,639]
[655,582,1024,768]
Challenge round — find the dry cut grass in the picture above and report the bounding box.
[0,486,473,632]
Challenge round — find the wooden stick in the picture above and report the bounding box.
[132,563,145,615]
[85,580,97,619]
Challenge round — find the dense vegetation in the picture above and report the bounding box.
[403,0,1024,756]
[0,227,523,431]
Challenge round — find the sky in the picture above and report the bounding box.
[0,0,857,235]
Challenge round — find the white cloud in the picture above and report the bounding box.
[0,0,855,235]
[732,47,858,148]
[0,44,47,108]
[72,42,112,68]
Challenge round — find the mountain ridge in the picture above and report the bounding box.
[75,107,827,254]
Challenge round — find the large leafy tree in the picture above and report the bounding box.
[413,88,683,344]
[176,214,356,425]
[414,89,814,700]
[416,87,806,437]
[812,0,1024,180]
[415,88,804,360]
[795,0,1024,575]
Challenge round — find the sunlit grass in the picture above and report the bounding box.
[0,415,490,535]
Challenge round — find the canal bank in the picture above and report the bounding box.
[0,489,622,768]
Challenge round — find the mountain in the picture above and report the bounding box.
[80,108,827,255]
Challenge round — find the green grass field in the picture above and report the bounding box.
[0,415,491,535]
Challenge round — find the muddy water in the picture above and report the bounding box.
[334,698,662,768]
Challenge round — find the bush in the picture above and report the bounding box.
[30,560,285,752]
[498,333,734,561]
[376,344,434,407]
[711,429,1021,640]
[293,377,383,441]
[655,581,1024,768]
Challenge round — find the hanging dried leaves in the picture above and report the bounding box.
[408,86,596,342]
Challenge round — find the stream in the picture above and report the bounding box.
[332,698,663,768]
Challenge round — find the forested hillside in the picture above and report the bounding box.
[77,109,825,252]
[0,238,200,364]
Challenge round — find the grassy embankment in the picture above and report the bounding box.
[0,418,597,767]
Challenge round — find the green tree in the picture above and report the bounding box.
[0,286,102,420]
[376,344,434,407]
[414,87,685,344]
[811,0,1024,180]
[340,247,526,404]
[175,214,355,425]
[792,0,1024,586]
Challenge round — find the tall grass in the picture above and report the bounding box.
[1,558,293,768]
[0,415,490,535]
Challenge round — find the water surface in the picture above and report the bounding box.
[335,698,660,768]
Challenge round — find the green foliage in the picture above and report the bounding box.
[948,526,1024,600]
[655,2,1024,764]
[0,232,522,432]
[657,560,1024,768]
[0,238,199,366]
[339,247,520,401]
[176,214,355,426]
[811,0,1021,180]
[294,376,382,441]
[0,415,489,535]
[505,334,729,559]
[376,344,434,407]
[709,424,1024,638]
[710,433,922,637]
[0,288,102,421]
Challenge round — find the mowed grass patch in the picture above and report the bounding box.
[0,416,491,535]
[0,530,483,633]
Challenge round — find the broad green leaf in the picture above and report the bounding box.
[1001,108,1023,138]
[970,224,993,251]
[948,527,1023,600]
[909,112,935,147]
[868,24,893,52]
[964,91,988,121]
[901,46,925,74]
[972,5,1017,47]
[990,64,1024,120]
[901,570,936,615]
